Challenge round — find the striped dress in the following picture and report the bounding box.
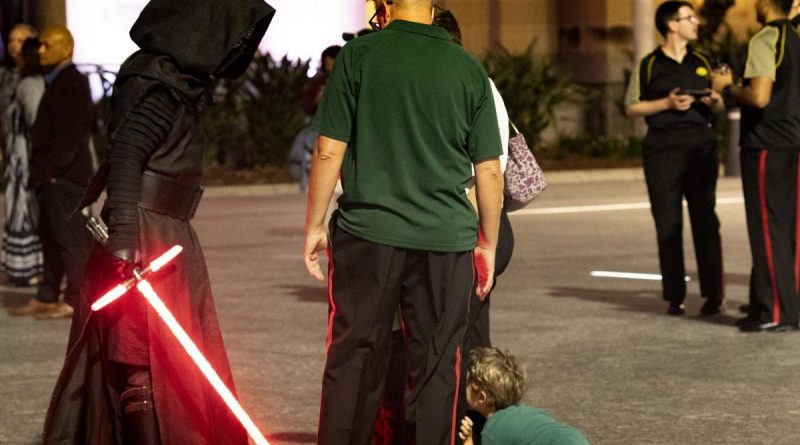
[2,73,44,283]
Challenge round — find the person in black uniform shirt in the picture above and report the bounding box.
[624,1,726,316]
[42,1,276,443]
[711,0,800,332]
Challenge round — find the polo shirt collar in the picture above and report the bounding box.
[44,63,72,85]
[655,44,696,64]
[384,19,452,41]
[765,19,793,27]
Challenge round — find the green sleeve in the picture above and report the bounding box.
[312,47,356,142]
[466,76,503,162]
[744,28,778,81]
[624,62,642,106]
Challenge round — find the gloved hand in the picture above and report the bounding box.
[101,249,141,286]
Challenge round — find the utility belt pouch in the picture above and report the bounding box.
[138,170,203,221]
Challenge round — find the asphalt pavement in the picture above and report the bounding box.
[2,169,800,445]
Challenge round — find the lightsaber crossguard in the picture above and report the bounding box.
[86,216,270,445]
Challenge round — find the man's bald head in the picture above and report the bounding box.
[394,0,434,9]
[369,0,436,26]
[39,26,74,69]
[372,0,434,8]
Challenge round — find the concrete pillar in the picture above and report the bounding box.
[631,0,654,136]
[632,0,655,65]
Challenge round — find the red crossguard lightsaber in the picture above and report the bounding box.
[87,218,269,445]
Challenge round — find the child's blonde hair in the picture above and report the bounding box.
[467,347,527,410]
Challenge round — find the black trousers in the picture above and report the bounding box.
[642,140,723,303]
[741,147,800,325]
[36,179,93,306]
[374,208,515,445]
[318,225,473,445]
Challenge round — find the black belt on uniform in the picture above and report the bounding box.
[138,170,203,220]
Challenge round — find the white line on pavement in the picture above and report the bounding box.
[591,271,691,282]
[510,196,744,216]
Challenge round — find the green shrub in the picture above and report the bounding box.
[204,53,310,169]
[483,43,591,147]
[549,134,642,160]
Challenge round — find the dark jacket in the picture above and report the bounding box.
[29,64,93,189]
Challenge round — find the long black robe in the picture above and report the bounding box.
[42,1,275,443]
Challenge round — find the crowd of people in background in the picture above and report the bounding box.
[1,24,94,320]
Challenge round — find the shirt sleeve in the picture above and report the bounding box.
[467,76,503,163]
[488,78,509,171]
[744,28,778,81]
[105,87,179,253]
[312,48,355,143]
[624,60,642,106]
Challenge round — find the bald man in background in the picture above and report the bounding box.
[11,26,93,320]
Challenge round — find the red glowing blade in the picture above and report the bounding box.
[90,245,183,311]
[136,280,269,445]
[149,245,184,272]
[91,284,128,311]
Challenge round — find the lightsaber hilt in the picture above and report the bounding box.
[87,215,185,312]
[86,215,110,246]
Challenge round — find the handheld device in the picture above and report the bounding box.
[677,89,711,98]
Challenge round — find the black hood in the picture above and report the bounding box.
[129,0,276,79]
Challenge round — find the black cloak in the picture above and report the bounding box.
[42,1,275,444]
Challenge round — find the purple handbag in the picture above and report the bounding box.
[504,122,546,211]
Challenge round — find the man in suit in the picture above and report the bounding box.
[9,26,93,320]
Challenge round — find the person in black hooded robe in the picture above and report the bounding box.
[41,1,275,444]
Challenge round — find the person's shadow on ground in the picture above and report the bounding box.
[547,273,748,327]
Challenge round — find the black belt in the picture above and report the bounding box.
[138,170,203,220]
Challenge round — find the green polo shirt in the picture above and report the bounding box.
[313,20,502,252]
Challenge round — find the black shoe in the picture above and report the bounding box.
[739,304,750,314]
[738,320,800,333]
[667,302,685,316]
[735,316,754,327]
[700,299,722,316]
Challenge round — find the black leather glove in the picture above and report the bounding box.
[101,249,140,286]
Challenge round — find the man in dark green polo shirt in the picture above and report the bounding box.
[624,1,725,317]
[712,0,800,332]
[302,0,504,443]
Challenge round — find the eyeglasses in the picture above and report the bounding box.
[369,8,382,31]
[369,0,393,31]
[674,15,699,24]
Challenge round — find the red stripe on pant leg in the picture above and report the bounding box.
[324,245,337,357]
[758,149,781,323]
[450,346,462,445]
[795,156,800,294]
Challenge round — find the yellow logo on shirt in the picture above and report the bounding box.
[696,66,709,77]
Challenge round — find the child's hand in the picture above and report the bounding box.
[458,416,474,445]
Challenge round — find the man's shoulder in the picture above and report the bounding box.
[636,49,660,71]
[49,66,90,93]
[750,25,779,47]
